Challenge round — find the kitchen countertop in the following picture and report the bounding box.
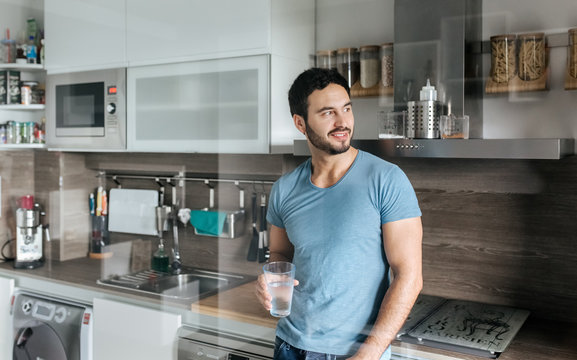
[1,258,576,360]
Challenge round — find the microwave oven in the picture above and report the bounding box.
[46,68,126,150]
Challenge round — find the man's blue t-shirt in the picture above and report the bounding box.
[267,150,421,356]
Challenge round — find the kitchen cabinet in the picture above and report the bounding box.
[126,0,313,154]
[44,0,127,74]
[127,55,270,153]
[93,298,181,360]
[126,0,269,65]
[0,276,14,359]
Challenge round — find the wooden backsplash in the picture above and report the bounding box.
[2,151,576,324]
[390,156,577,323]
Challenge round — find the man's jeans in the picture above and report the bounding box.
[273,337,391,360]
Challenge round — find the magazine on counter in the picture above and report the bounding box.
[397,294,530,359]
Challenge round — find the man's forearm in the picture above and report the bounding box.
[354,272,423,359]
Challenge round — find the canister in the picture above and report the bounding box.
[380,43,394,88]
[316,50,337,69]
[518,33,546,81]
[568,28,577,78]
[336,47,359,88]
[20,84,31,105]
[360,45,380,88]
[490,34,517,83]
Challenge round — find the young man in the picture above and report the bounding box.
[256,68,423,360]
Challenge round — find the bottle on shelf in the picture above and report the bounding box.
[26,36,37,64]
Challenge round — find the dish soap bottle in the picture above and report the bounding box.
[151,240,169,273]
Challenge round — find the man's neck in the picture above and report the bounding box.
[310,147,359,188]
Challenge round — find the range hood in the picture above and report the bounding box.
[293,138,574,159]
[293,0,574,160]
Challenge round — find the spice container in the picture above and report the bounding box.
[490,34,517,83]
[518,33,546,81]
[568,28,577,78]
[360,45,380,88]
[316,50,337,69]
[337,48,359,88]
[380,43,394,88]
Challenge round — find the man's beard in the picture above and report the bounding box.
[305,122,352,155]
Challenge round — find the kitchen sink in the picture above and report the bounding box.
[97,267,255,301]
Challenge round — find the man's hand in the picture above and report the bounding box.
[255,274,299,311]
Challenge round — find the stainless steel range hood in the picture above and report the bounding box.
[292,0,574,160]
[293,138,574,159]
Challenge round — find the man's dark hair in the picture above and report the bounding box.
[288,68,350,122]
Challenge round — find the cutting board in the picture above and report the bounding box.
[108,189,159,235]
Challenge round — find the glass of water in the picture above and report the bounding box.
[263,261,296,317]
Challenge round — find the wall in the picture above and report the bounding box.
[0,151,34,257]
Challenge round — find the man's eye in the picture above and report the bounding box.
[323,111,332,116]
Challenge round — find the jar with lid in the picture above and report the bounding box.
[336,47,359,88]
[568,28,577,78]
[360,45,380,88]
[316,50,336,69]
[518,32,546,81]
[490,34,517,83]
[380,43,394,88]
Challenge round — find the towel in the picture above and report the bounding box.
[190,210,227,236]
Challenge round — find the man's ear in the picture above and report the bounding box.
[293,114,306,135]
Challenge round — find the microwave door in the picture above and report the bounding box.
[55,82,105,137]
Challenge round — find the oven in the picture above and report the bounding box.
[46,68,126,151]
[177,326,274,360]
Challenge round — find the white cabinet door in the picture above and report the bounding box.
[93,298,181,360]
[0,277,14,359]
[127,55,270,153]
[126,0,270,65]
[44,0,127,73]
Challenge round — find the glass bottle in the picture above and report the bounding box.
[360,45,380,88]
[490,34,517,83]
[380,43,394,88]
[518,32,546,81]
[336,47,359,88]
[316,50,337,69]
[568,28,577,78]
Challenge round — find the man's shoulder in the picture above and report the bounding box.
[357,150,400,172]
[275,158,310,187]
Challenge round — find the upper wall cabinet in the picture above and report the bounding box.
[126,0,270,66]
[44,0,127,74]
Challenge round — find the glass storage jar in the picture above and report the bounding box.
[336,47,359,88]
[360,45,380,88]
[316,50,336,69]
[380,43,394,88]
[518,32,546,81]
[490,34,517,83]
[568,28,577,78]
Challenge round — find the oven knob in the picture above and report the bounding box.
[54,306,67,323]
[107,103,116,114]
[21,301,32,314]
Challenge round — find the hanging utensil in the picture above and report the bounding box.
[246,191,259,262]
[258,193,267,263]
[262,193,269,260]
